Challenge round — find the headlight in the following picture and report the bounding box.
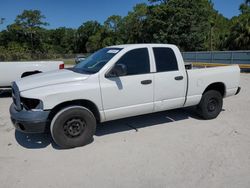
[20,97,43,111]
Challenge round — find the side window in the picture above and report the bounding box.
[116,48,150,76]
[153,47,178,72]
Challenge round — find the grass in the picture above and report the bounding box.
[63,59,75,65]
[192,62,250,69]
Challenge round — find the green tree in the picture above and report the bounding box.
[1,1,248,60]
[104,15,123,33]
[86,32,102,52]
[103,15,124,46]
[148,0,168,4]
[7,10,48,53]
[240,0,250,14]
[206,11,231,50]
[76,21,102,53]
[122,3,148,43]
[227,0,250,50]
[15,10,48,28]
[46,27,77,54]
[147,0,214,51]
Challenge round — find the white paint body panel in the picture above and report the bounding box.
[100,74,154,121]
[185,65,240,107]
[0,61,64,87]
[14,44,240,123]
[153,70,187,111]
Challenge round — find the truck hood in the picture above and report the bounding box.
[16,69,90,92]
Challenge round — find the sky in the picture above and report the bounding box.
[0,0,243,30]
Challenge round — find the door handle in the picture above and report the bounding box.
[141,80,152,85]
[175,76,184,81]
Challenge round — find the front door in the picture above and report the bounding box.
[100,48,154,121]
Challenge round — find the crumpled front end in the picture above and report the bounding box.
[10,82,50,133]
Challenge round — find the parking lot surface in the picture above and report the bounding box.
[0,74,249,188]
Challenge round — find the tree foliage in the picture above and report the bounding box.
[0,1,249,61]
[147,0,214,51]
[226,0,250,50]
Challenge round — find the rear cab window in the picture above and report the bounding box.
[153,47,179,72]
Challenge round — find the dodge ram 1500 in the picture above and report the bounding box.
[10,44,241,148]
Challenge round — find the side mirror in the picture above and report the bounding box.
[106,64,127,78]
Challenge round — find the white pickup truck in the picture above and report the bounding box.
[0,61,64,88]
[10,44,241,148]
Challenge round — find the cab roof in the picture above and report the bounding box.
[108,43,177,49]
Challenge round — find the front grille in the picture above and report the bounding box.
[11,82,22,111]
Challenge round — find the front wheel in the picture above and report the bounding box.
[197,90,223,120]
[50,106,96,149]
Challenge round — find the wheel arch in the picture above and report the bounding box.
[21,70,42,78]
[47,99,101,124]
[203,82,226,97]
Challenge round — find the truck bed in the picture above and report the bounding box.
[184,65,240,107]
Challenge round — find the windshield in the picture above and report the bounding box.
[73,48,122,74]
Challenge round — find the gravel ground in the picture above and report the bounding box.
[0,74,249,188]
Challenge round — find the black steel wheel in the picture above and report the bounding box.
[50,106,96,149]
[63,118,86,138]
[198,90,223,120]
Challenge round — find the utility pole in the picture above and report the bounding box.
[0,18,5,24]
[210,21,215,51]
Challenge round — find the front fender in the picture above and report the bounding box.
[20,80,103,111]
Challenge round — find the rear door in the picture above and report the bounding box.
[152,47,187,111]
[100,48,154,121]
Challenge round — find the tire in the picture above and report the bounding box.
[50,106,96,149]
[197,90,223,120]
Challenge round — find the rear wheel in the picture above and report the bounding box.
[50,106,96,148]
[197,90,223,120]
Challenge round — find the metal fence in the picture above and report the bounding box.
[182,51,250,65]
